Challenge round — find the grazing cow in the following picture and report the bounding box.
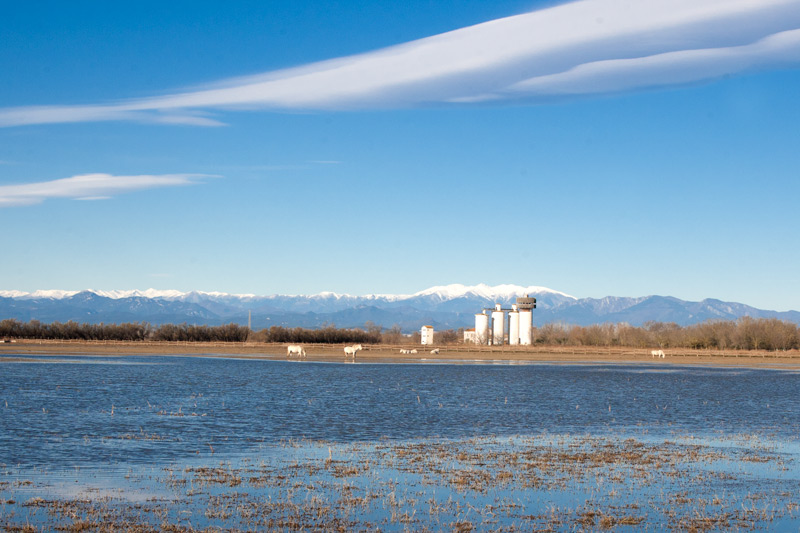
[344,344,363,358]
[287,344,306,358]
[430,348,440,354]
[651,349,666,358]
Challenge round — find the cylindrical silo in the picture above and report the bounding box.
[475,312,489,344]
[492,305,505,345]
[509,307,520,345]
[519,309,533,345]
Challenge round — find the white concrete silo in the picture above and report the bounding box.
[519,309,533,345]
[516,295,536,346]
[474,312,490,344]
[491,304,505,345]
[509,305,520,345]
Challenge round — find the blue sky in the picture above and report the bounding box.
[1,0,799,311]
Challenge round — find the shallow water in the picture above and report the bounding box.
[1,354,798,530]
[2,355,798,466]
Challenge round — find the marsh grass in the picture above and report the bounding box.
[2,433,798,531]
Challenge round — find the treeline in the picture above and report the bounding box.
[0,319,249,343]
[533,318,799,351]
[1,317,797,351]
[250,326,381,344]
[0,319,379,344]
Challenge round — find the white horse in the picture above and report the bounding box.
[430,348,439,354]
[399,349,410,354]
[651,349,666,358]
[287,344,306,358]
[410,349,418,354]
[344,344,363,358]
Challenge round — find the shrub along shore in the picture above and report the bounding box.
[1,317,798,351]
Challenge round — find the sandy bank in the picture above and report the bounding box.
[2,339,799,369]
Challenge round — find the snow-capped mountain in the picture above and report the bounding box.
[0,284,797,330]
[405,283,574,301]
[0,284,571,303]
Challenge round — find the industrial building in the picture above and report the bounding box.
[463,328,477,343]
[472,295,536,345]
[421,325,434,345]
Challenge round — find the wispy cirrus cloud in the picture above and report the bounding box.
[0,173,212,207]
[1,0,799,128]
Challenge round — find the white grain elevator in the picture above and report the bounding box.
[473,295,536,345]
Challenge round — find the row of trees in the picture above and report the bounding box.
[0,319,249,343]
[1,317,797,351]
[250,326,381,344]
[532,318,799,351]
[0,319,377,345]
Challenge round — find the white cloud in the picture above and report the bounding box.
[503,28,800,99]
[0,173,211,207]
[1,0,799,127]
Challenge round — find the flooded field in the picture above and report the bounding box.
[1,355,799,530]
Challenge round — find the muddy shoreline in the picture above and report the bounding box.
[2,339,799,369]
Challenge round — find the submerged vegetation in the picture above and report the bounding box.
[2,435,798,531]
[0,316,797,351]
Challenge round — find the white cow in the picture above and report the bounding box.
[430,348,440,354]
[287,344,306,358]
[344,344,363,358]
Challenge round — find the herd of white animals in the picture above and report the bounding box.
[287,344,442,359]
[286,344,364,358]
[288,344,665,359]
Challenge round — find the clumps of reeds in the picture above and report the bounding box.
[2,434,799,531]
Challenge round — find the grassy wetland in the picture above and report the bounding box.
[1,354,799,531]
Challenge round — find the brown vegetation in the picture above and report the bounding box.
[533,317,799,351]
[2,436,796,531]
[250,325,381,344]
[1,317,797,351]
[0,319,249,343]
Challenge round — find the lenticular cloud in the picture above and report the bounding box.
[1,0,799,127]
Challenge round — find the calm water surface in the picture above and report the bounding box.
[1,355,798,467]
[2,354,799,531]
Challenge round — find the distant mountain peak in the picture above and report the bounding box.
[0,283,573,303]
[410,283,576,301]
[0,284,797,329]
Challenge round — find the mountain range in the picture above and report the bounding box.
[1,284,798,331]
